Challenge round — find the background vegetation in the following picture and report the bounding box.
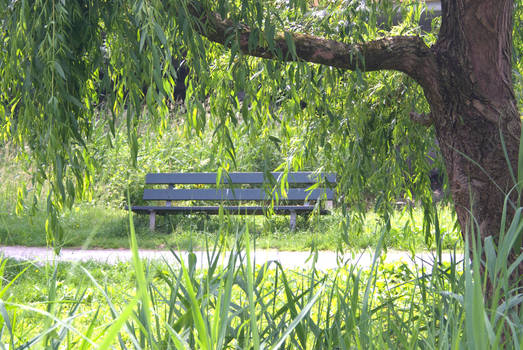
[0,110,460,251]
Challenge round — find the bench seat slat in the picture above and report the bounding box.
[143,188,334,201]
[130,205,329,215]
[146,172,336,185]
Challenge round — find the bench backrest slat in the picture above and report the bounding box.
[143,188,334,201]
[145,172,336,185]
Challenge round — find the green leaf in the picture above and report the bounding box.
[270,282,325,350]
[517,124,523,193]
[54,61,66,80]
[97,298,140,350]
[284,32,297,59]
[244,225,260,349]
[154,22,168,46]
[180,257,211,350]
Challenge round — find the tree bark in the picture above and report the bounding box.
[189,0,522,280]
[188,1,436,86]
[431,0,522,283]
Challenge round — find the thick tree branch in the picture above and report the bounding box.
[189,3,436,85]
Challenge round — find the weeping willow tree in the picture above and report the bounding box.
[0,0,521,269]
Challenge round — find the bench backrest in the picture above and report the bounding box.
[143,172,336,202]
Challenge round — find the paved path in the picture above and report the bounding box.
[0,246,464,271]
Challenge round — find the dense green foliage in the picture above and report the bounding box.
[0,0,452,246]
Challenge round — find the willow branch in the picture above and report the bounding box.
[189,3,437,85]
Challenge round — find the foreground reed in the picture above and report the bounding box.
[0,208,521,349]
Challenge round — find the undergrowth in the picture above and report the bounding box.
[0,213,520,349]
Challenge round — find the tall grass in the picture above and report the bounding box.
[0,205,520,349]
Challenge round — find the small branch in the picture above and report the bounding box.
[410,111,433,127]
[188,2,435,81]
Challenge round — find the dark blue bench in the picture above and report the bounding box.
[130,172,336,230]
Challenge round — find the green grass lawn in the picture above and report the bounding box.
[0,201,462,251]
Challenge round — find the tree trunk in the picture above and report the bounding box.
[426,0,522,281]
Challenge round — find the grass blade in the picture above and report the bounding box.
[127,193,154,345]
[78,307,101,350]
[180,257,210,350]
[97,298,140,350]
[244,224,261,349]
[270,282,325,350]
[0,300,13,349]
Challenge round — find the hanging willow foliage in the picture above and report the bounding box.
[2,0,519,248]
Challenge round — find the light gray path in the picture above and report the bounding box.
[0,246,464,271]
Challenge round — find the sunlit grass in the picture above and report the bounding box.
[0,217,519,348]
[0,202,461,251]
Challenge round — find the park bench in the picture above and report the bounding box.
[130,172,336,230]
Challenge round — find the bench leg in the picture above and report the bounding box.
[290,210,297,231]
[149,211,156,231]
